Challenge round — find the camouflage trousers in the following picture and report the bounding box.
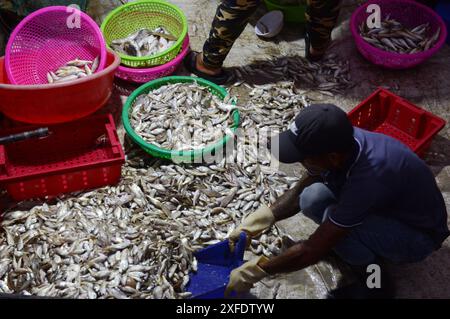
[202,0,341,68]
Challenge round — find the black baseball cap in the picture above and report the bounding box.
[270,104,354,163]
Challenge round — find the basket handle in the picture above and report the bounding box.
[106,124,121,154]
[399,100,426,139]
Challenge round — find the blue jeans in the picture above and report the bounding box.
[299,183,437,266]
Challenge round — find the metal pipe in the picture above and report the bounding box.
[0,128,50,145]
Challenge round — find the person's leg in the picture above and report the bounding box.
[305,0,341,60]
[298,182,337,224]
[280,183,336,251]
[200,0,261,71]
[328,214,436,298]
[298,184,389,298]
[184,0,260,84]
[299,184,436,265]
[299,185,436,298]
[332,214,436,266]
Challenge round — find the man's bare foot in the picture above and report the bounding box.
[196,53,223,76]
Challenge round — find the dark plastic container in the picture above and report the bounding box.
[348,88,446,158]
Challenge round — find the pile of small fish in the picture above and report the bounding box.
[0,51,354,298]
[0,155,289,299]
[359,17,441,54]
[46,57,99,84]
[110,27,177,57]
[130,82,236,151]
[0,181,197,299]
[0,82,310,298]
[232,53,351,97]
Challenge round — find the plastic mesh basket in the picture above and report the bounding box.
[0,50,120,125]
[348,88,446,158]
[122,76,240,163]
[350,0,447,69]
[5,6,106,85]
[101,0,188,68]
[115,35,190,83]
[0,114,125,201]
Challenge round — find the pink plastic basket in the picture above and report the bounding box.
[350,0,447,69]
[5,6,107,85]
[115,35,190,83]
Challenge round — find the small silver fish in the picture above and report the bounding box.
[47,56,99,84]
[360,18,440,54]
[110,26,177,58]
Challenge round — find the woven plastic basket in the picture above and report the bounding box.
[348,88,446,158]
[115,35,190,83]
[5,6,106,85]
[350,0,447,69]
[101,0,188,68]
[122,76,240,163]
[0,114,125,201]
[0,50,120,125]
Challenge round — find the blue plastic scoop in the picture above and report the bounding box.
[186,232,247,299]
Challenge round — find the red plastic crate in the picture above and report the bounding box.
[0,114,125,201]
[348,88,446,158]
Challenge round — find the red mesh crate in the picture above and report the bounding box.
[0,114,125,201]
[348,88,446,158]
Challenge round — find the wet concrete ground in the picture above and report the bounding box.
[0,0,449,298]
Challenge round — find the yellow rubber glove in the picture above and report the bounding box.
[228,204,275,251]
[224,256,270,297]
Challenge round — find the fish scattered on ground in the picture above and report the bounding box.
[0,153,287,299]
[231,53,352,97]
[0,51,354,299]
[46,57,99,84]
[359,17,441,54]
[0,81,308,298]
[110,27,177,58]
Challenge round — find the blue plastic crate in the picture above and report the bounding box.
[436,1,450,44]
[186,233,247,299]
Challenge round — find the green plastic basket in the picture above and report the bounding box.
[122,76,240,163]
[263,0,306,24]
[100,0,188,68]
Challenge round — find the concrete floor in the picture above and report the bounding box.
[0,0,449,298]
